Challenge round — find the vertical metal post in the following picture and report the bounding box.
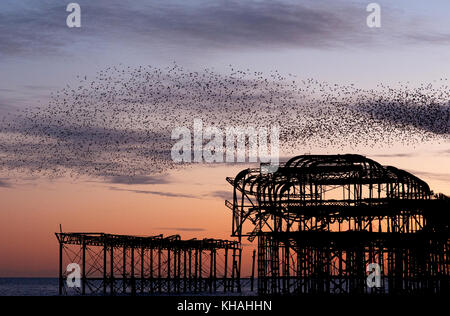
[59,240,63,295]
[140,247,144,294]
[167,248,171,293]
[213,249,217,292]
[194,248,198,292]
[251,249,256,292]
[189,249,192,292]
[173,249,176,292]
[237,248,242,292]
[131,247,135,295]
[209,249,214,293]
[231,248,236,293]
[183,249,187,292]
[199,249,202,291]
[110,246,114,295]
[150,248,154,294]
[103,242,107,295]
[177,249,181,293]
[224,247,228,292]
[122,247,127,293]
[82,239,86,295]
[158,247,162,293]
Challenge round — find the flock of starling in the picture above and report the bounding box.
[0,64,448,178]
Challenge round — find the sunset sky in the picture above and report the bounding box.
[0,0,449,277]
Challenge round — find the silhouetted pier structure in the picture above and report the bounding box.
[56,233,241,295]
[226,154,449,295]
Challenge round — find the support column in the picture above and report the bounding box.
[82,240,86,295]
[140,247,144,294]
[209,249,214,293]
[251,249,256,292]
[177,249,181,293]
[158,247,162,293]
[122,247,127,293]
[237,248,242,292]
[110,246,114,295]
[189,249,192,292]
[224,248,228,292]
[199,249,202,291]
[231,248,236,293]
[131,247,135,295]
[150,248,154,294]
[103,242,107,295]
[194,249,198,292]
[167,248,171,293]
[183,249,187,292]
[213,249,217,292]
[58,241,63,295]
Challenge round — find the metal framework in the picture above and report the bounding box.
[226,154,449,295]
[56,233,241,295]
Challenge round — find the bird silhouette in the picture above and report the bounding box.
[0,63,448,179]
